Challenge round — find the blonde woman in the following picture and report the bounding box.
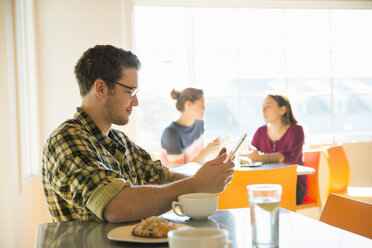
[161,88,220,165]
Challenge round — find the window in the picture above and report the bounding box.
[133,5,372,150]
[15,0,40,179]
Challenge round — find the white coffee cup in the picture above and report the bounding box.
[172,193,218,219]
[168,227,232,248]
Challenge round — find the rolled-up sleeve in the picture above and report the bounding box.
[86,178,130,220]
[44,130,132,221]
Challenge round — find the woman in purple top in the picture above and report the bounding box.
[241,94,306,204]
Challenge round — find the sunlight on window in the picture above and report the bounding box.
[191,8,236,52]
[194,52,238,96]
[285,10,330,52]
[135,7,188,52]
[237,9,284,52]
[137,52,190,97]
[331,10,372,53]
[239,52,285,79]
[133,6,372,149]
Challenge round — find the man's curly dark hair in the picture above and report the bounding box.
[74,45,141,96]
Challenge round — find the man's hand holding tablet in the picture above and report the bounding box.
[224,133,247,163]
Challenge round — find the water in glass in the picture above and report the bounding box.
[250,196,280,247]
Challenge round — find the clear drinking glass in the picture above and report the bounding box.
[247,184,282,248]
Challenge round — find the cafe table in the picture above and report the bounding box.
[170,162,315,176]
[35,208,371,248]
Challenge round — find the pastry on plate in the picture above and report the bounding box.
[131,216,176,238]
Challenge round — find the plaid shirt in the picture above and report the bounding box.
[42,108,173,222]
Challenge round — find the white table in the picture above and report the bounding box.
[35,208,372,247]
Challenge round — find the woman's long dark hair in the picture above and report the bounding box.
[268,94,298,125]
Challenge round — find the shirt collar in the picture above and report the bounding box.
[74,107,114,148]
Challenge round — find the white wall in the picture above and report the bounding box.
[37,0,126,139]
[1,0,52,247]
[0,0,15,246]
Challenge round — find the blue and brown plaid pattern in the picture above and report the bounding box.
[42,108,173,222]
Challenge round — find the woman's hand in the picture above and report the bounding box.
[241,144,264,162]
[192,137,221,164]
[241,144,285,163]
[204,137,221,154]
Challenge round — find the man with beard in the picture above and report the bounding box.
[42,45,234,223]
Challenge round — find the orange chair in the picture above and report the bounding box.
[322,145,372,200]
[296,149,321,210]
[320,193,372,239]
[218,165,297,211]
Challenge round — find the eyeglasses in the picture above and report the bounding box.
[106,80,139,97]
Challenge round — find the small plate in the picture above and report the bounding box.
[107,223,191,243]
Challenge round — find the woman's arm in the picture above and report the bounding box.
[242,144,285,163]
[192,137,220,164]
